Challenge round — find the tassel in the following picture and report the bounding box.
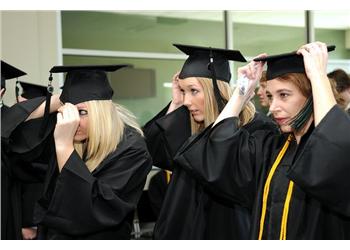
[289,97,313,131]
[208,49,227,113]
[39,73,53,138]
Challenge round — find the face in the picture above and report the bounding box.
[266,79,307,133]
[17,95,28,103]
[179,77,205,123]
[74,102,89,142]
[340,88,350,107]
[256,81,269,107]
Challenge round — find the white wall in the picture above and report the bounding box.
[1,10,62,106]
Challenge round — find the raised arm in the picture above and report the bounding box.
[25,94,62,121]
[297,42,337,126]
[214,55,266,126]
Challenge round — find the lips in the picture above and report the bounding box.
[274,117,288,125]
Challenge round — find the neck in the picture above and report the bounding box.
[293,115,314,144]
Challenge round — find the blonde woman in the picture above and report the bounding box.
[143,44,278,239]
[2,65,152,239]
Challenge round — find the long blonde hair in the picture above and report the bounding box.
[190,77,255,134]
[74,100,143,172]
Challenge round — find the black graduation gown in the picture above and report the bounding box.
[147,170,170,218]
[3,98,153,239]
[143,104,278,239]
[175,105,350,239]
[2,100,50,239]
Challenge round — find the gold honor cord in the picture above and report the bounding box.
[258,134,292,240]
[279,181,294,240]
[166,170,172,184]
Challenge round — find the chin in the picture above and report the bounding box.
[193,116,204,123]
[74,135,87,143]
[279,125,292,133]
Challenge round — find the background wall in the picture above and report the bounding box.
[1,11,62,106]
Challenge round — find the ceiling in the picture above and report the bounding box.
[112,10,350,29]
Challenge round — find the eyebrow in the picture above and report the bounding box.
[266,89,293,94]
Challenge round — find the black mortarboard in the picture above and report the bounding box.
[18,81,47,99]
[174,44,247,112]
[39,64,131,137]
[50,64,130,105]
[174,44,246,82]
[254,45,336,80]
[1,60,27,89]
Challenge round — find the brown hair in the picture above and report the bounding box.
[327,69,350,92]
[276,73,346,109]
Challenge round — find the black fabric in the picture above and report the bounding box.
[1,99,47,240]
[254,45,335,80]
[176,105,350,239]
[19,81,47,99]
[1,60,27,89]
[143,105,278,239]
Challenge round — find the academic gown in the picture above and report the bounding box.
[2,98,153,240]
[143,104,278,239]
[175,105,350,239]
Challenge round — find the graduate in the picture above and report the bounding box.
[175,42,350,239]
[1,60,27,240]
[10,82,48,240]
[2,64,152,239]
[143,44,278,239]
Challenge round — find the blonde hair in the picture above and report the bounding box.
[74,100,143,172]
[190,77,255,134]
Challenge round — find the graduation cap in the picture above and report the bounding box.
[49,64,130,105]
[18,81,47,99]
[39,64,130,137]
[254,45,336,80]
[1,60,27,90]
[174,44,247,112]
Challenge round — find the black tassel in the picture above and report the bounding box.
[208,49,227,113]
[289,97,313,131]
[39,73,53,138]
[15,79,20,103]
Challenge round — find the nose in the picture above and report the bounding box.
[183,93,192,108]
[269,98,280,114]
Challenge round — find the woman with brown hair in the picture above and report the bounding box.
[175,42,350,239]
[143,44,278,239]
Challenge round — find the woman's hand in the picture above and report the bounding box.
[167,71,183,114]
[298,42,336,126]
[236,53,267,103]
[297,41,328,81]
[54,103,80,149]
[54,103,79,172]
[22,227,37,240]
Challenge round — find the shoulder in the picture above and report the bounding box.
[243,111,279,134]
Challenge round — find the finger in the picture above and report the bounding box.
[57,112,63,124]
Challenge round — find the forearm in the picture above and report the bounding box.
[214,88,246,126]
[26,94,61,121]
[310,74,337,126]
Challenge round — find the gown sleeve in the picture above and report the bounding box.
[44,139,152,235]
[143,103,191,170]
[1,97,46,139]
[174,116,276,209]
[287,105,350,217]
